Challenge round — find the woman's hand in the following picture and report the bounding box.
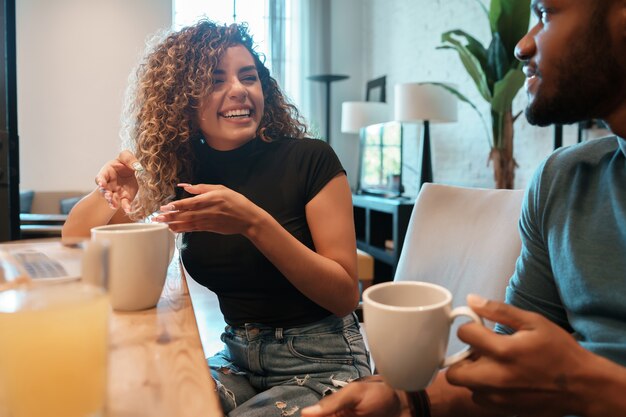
[154,183,264,235]
[62,150,139,239]
[158,176,359,318]
[95,150,142,212]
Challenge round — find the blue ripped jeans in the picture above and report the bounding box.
[208,313,371,416]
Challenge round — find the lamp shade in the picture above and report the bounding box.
[394,83,457,123]
[341,101,389,134]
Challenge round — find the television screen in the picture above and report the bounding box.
[358,121,403,196]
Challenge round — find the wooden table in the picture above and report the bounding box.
[0,239,223,417]
[108,258,222,417]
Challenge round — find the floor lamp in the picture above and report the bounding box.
[394,83,457,187]
[308,74,349,144]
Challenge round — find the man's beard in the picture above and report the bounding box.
[525,17,622,126]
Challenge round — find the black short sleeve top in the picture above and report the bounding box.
[180,136,346,327]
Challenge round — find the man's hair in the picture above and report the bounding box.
[121,20,308,219]
[590,0,612,35]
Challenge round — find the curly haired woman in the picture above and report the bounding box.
[62,20,371,416]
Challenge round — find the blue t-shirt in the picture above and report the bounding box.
[496,136,626,366]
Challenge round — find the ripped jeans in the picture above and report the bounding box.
[208,313,371,416]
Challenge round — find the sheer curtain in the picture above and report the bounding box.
[266,0,330,138]
[291,0,330,138]
[268,0,285,88]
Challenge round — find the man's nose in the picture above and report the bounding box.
[514,25,538,62]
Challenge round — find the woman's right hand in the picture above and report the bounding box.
[95,150,142,212]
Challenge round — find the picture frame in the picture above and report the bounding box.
[365,76,387,102]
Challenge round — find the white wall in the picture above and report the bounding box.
[329,0,582,193]
[17,0,172,192]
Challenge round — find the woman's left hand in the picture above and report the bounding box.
[153,183,263,235]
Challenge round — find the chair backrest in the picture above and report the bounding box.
[394,183,525,354]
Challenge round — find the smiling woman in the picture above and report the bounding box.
[62,19,370,416]
[196,46,265,151]
[116,21,308,219]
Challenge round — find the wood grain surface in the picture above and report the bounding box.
[0,239,223,417]
[108,259,222,417]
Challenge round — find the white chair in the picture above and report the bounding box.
[394,183,525,355]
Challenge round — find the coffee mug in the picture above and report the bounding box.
[91,223,175,311]
[363,281,483,391]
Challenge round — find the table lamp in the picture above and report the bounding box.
[341,101,389,134]
[341,101,390,193]
[394,83,457,186]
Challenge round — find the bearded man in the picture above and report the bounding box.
[302,1,626,416]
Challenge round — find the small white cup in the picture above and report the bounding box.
[363,281,483,391]
[90,223,175,311]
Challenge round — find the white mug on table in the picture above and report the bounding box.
[363,281,483,391]
[90,222,175,311]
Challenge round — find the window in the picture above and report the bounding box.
[173,0,295,98]
[174,1,268,55]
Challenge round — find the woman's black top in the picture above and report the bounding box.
[180,136,345,327]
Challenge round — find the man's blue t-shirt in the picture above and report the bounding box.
[496,136,626,366]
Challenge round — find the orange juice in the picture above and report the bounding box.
[0,283,109,417]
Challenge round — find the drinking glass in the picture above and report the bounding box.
[0,282,109,417]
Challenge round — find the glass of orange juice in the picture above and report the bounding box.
[0,282,109,417]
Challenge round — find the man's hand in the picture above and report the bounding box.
[446,294,595,417]
[301,376,406,417]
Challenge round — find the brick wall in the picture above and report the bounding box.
[356,0,585,193]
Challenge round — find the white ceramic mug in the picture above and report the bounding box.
[363,281,483,391]
[90,223,175,311]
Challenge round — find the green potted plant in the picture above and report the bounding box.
[437,0,530,188]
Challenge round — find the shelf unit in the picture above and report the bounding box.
[352,194,414,284]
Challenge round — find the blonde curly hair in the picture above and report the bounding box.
[121,20,308,219]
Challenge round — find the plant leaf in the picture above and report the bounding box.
[444,30,493,84]
[487,32,509,81]
[491,68,525,114]
[440,31,492,102]
[492,0,531,60]
[489,0,502,33]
